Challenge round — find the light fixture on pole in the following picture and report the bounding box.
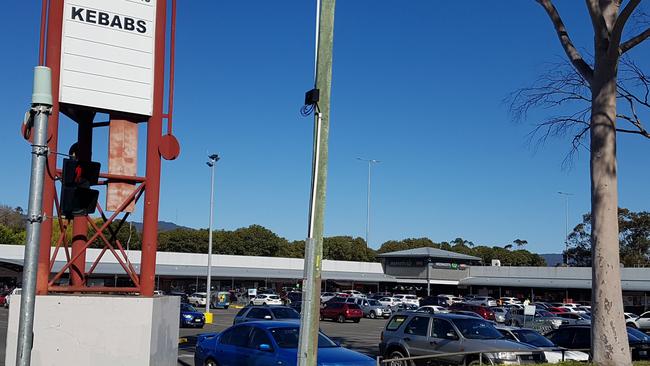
[205,154,220,317]
[357,157,380,248]
[557,191,573,265]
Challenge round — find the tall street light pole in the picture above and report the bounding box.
[558,191,573,265]
[206,154,220,317]
[357,158,380,248]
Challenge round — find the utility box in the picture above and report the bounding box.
[5,295,179,366]
[491,259,501,267]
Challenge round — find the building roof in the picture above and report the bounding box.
[0,244,395,283]
[377,247,481,261]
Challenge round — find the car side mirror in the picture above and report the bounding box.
[264,315,272,320]
[258,344,273,352]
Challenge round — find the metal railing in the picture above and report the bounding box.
[375,347,594,366]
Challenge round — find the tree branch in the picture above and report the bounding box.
[536,0,594,84]
[620,27,650,53]
[613,0,642,41]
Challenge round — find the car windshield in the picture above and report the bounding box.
[196,294,206,298]
[537,310,554,317]
[580,313,591,319]
[271,308,300,319]
[512,329,555,347]
[406,296,417,299]
[451,319,504,340]
[368,300,380,306]
[181,304,197,312]
[270,327,337,348]
[269,295,280,300]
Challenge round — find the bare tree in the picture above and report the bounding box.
[509,57,649,166]
[517,1,650,365]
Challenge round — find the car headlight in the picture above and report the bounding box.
[183,314,193,319]
[489,352,518,361]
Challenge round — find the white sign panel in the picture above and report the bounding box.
[524,305,536,316]
[60,0,157,116]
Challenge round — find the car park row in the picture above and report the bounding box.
[176,289,650,365]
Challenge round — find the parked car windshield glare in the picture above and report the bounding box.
[270,308,300,319]
[512,329,555,347]
[450,319,504,340]
[270,327,337,348]
[181,303,197,312]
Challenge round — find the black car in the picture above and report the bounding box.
[169,291,189,304]
[289,300,303,313]
[232,305,301,325]
[419,296,448,307]
[546,324,650,360]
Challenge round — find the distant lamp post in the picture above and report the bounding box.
[558,191,573,265]
[356,157,380,248]
[206,154,220,314]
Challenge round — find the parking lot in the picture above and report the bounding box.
[0,307,385,366]
[178,307,386,365]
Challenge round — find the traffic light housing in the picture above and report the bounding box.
[60,158,101,218]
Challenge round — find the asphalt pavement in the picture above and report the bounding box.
[0,306,385,366]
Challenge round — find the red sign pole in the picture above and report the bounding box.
[36,0,64,295]
[139,0,167,297]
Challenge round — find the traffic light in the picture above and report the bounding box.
[60,158,101,218]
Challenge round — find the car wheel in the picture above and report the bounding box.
[224,305,229,309]
[353,318,360,323]
[369,311,376,319]
[263,302,268,306]
[387,350,412,366]
[337,315,345,323]
[629,323,638,328]
[204,358,218,366]
[466,358,485,366]
[250,301,254,305]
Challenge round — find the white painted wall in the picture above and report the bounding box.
[5,295,179,366]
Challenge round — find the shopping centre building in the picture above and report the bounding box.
[1,244,649,312]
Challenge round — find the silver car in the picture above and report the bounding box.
[344,297,391,319]
[379,312,545,365]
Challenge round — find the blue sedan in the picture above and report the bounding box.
[194,321,375,366]
[180,303,205,328]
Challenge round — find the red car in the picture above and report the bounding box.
[320,302,363,323]
[449,302,496,321]
[548,306,569,313]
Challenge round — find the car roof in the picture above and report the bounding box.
[238,321,301,329]
[397,311,483,321]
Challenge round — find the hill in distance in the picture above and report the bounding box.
[131,221,190,232]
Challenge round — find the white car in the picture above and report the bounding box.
[437,294,463,306]
[468,296,497,307]
[499,297,522,305]
[5,288,21,308]
[188,292,207,306]
[393,294,419,306]
[628,311,650,330]
[250,294,283,306]
[378,297,401,308]
[320,292,336,303]
[625,312,639,320]
[416,305,448,314]
[341,290,365,298]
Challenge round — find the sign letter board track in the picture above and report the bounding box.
[60,0,157,116]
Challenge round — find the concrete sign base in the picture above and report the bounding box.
[5,294,179,366]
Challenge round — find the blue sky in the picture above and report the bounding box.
[1,1,648,254]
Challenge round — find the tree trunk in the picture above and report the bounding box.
[590,53,631,365]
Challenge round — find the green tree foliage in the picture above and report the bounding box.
[376,237,439,254]
[377,237,546,266]
[0,205,26,245]
[566,208,650,267]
